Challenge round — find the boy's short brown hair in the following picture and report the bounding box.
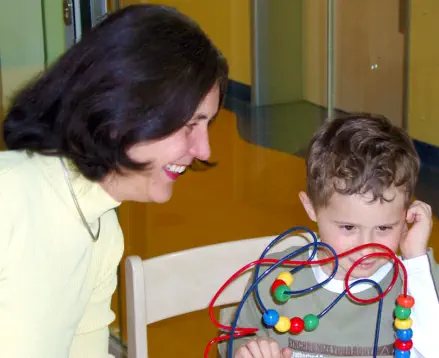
[306,114,420,208]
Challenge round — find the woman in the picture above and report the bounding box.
[0,4,228,358]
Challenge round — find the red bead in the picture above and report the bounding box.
[395,339,413,351]
[397,294,415,308]
[271,279,287,293]
[289,317,304,334]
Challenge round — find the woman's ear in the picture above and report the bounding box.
[299,191,317,222]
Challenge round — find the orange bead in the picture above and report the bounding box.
[397,294,415,308]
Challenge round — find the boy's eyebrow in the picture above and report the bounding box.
[333,220,401,226]
[332,220,360,226]
[378,220,401,226]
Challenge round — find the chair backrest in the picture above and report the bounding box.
[125,233,312,358]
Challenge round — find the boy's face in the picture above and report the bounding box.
[299,187,407,280]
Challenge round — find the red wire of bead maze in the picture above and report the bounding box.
[204,243,413,358]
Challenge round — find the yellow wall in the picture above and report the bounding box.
[407,1,439,146]
[121,0,251,85]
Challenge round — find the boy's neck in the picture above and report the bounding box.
[312,249,395,294]
[315,249,348,281]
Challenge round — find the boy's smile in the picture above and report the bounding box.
[299,187,407,279]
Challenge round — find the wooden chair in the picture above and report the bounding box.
[125,233,312,357]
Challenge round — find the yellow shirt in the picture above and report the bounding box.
[0,151,124,358]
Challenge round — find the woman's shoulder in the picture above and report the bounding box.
[0,150,57,178]
[0,150,46,198]
[0,150,31,174]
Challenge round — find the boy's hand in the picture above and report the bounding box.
[234,337,292,358]
[400,200,432,259]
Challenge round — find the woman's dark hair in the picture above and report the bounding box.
[3,4,229,180]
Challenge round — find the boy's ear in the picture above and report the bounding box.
[299,191,317,222]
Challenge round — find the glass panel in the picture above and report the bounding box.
[245,0,329,157]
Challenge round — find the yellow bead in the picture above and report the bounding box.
[395,317,413,330]
[274,315,291,333]
[277,272,294,286]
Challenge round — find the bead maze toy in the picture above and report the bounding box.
[205,227,415,358]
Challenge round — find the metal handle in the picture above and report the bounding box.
[63,0,73,26]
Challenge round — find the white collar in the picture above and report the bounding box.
[310,248,397,294]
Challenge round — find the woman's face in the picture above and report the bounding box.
[102,84,221,203]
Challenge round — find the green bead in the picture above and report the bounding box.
[303,314,319,331]
[395,304,411,319]
[274,284,291,303]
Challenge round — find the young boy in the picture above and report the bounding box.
[219,114,439,358]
